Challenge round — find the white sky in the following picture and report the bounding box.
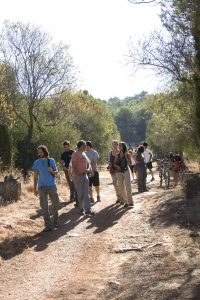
[0,0,162,100]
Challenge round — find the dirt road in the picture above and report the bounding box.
[0,171,200,299]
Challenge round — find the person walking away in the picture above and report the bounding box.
[33,145,60,232]
[114,142,134,208]
[143,142,155,181]
[85,141,100,203]
[136,145,147,193]
[71,140,95,216]
[107,140,121,203]
[60,141,75,201]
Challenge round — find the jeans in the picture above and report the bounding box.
[72,174,91,212]
[38,185,59,228]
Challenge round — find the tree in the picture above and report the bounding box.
[0,21,75,173]
[128,0,200,143]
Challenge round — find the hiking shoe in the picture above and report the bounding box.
[90,197,95,204]
[97,196,101,202]
[85,210,95,216]
[42,227,53,232]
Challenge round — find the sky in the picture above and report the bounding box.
[0,0,162,100]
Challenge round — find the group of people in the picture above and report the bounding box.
[33,140,101,232]
[32,140,154,232]
[107,140,154,207]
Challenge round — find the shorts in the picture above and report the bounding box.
[89,171,100,187]
[146,162,153,170]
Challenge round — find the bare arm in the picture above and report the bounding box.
[33,171,39,196]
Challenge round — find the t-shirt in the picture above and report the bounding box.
[143,149,153,163]
[32,158,57,188]
[61,150,74,168]
[86,149,99,171]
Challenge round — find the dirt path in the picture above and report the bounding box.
[0,171,200,299]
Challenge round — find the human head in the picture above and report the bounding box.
[37,145,49,158]
[119,141,128,153]
[112,140,119,150]
[137,145,145,153]
[63,140,70,150]
[77,140,87,151]
[86,141,92,149]
[143,142,148,148]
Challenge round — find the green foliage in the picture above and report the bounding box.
[0,124,12,167]
[105,92,149,147]
[143,85,198,157]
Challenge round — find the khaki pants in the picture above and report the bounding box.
[116,169,133,205]
[111,173,121,200]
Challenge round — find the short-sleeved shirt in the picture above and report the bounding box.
[61,150,74,168]
[32,158,57,188]
[71,150,90,175]
[143,149,153,163]
[86,149,99,171]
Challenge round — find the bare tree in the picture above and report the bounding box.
[128,28,194,84]
[0,20,75,173]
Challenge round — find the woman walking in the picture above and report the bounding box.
[114,142,134,208]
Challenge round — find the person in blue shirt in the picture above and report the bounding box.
[33,145,60,232]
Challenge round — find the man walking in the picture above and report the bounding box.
[143,142,155,181]
[61,141,75,201]
[86,141,100,203]
[71,140,95,216]
[33,145,60,232]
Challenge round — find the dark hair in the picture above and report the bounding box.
[63,140,70,146]
[119,141,128,153]
[137,145,145,153]
[77,140,86,149]
[143,142,148,148]
[86,141,92,148]
[37,145,49,157]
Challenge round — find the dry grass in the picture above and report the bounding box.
[0,173,70,259]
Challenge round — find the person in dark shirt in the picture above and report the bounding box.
[61,141,75,201]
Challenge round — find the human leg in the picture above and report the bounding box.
[73,175,84,211]
[82,174,92,212]
[38,187,53,229]
[124,169,133,205]
[116,172,126,204]
[111,173,121,201]
[48,186,60,225]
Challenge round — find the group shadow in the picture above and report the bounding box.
[0,201,128,260]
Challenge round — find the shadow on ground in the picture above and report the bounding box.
[148,192,200,231]
[0,206,86,260]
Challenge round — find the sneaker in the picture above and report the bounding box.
[53,222,59,228]
[85,210,95,216]
[97,196,101,202]
[116,198,121,204]
[90,197,95,204]
[79,209,85,215]
[124,203,129,208]
[42,227,52,232]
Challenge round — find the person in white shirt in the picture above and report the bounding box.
[86,141,100,203]
[143,142,155,181]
